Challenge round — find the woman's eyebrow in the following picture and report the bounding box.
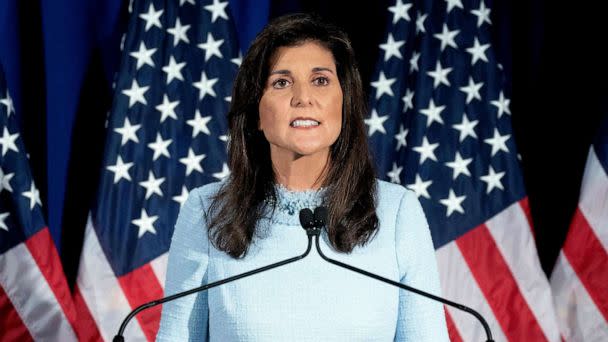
[269,69,291,76]
[312,67,334,74]
[269,67,335,76]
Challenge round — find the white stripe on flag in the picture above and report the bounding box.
[485,201,561,341]
[551,252,608,341]
[578,147,608,249]
[436,242,508,342]
[0,242,78,341]
[150,252,168,290]
[77,215,147,341]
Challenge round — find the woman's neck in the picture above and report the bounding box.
[271,150,330,191]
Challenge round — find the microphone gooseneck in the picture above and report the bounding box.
[113,219,316,342]
[306,206,494,342]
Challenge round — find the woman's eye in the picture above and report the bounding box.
[272,79,290,89]
[313,77,329,86]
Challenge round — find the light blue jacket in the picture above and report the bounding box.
[157,180,449,341]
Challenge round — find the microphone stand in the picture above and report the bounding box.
[306,208,494,342]
[112,232,317,342]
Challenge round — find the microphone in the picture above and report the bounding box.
[299,208,321,237]
[112,224,317,341]
[306,207,495,342]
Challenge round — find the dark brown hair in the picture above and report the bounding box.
[208,13,378,258]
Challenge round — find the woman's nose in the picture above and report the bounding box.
[290,83,313,107]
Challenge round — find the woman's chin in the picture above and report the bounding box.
[291,146,330,159]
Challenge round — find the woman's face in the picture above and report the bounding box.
[258,41,343,163]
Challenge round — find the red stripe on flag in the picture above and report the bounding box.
[0,284,34,342]
[518,197,535,239]
[444,307,463,342]
[456,224,547,341]
[24,228,79,333]
[118,263,164,341]
[563,208,608,321]
[73,285,104,342]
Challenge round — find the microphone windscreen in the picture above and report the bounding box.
[299,208,314,229]
[313,206,328,227]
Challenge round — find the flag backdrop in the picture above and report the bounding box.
[366,0,560,340]
[0,68,80,340]
[73,0,240,340]
[550,114,608,341]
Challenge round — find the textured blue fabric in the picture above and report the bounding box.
[157,180,449,341]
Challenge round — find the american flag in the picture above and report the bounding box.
[366,0,560,340]
[73,0,239,340]
[550,115,608,341]
[0,67,80,340]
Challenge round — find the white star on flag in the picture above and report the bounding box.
[427,61,452,88]
[180,148,206,175]
[459,77,483,103]
[172,186,189,208]
[364,109,389,136]
[139,171,165,199]
[132,208,158,238]
[114,117,141,146]
[188,110,212,137]
[445,151,473,179]
[122,80,149,107]
[439,189,466,217]
[387,163,403,183]
[162,56,186,84]
[204,0,229,23]
[466,37,490,65]
[402,89,414,112]
[481,166,506,193]
[484,128,511,156]
[433,24,459,51]
[415,12,427,34]
[388,0,413,23]
[371,71,396,99]
[193,71,218,100]
[445,0,464,13]
[0,168,14,192]
[147,133,172,161]
[156,94,179,122]
[231,52,243,66]
[129,42,156,70]
[0,127,19,156]
[0,212,9,231]
[413,136,439,163]
[394,125,408,150]
[139,3,163,31]
[379,33,405,61]
[167,18,190,46]
[106,156,133,183]
[198,33,224,62]
[213,163,230,180]
[407,174,432,199]
[452,113,479,142]
[0,92,15,116]
[420,99,446,127]
[491,91,511,117]
[409,51,420,73]
[22,183,42,210]
[471,1,492,27]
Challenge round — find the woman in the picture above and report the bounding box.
[157,13,448,341]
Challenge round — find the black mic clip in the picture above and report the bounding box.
[298,207,326,237]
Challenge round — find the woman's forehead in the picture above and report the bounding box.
[268,41,336,72]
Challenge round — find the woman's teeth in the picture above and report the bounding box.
[291,119,320,127]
